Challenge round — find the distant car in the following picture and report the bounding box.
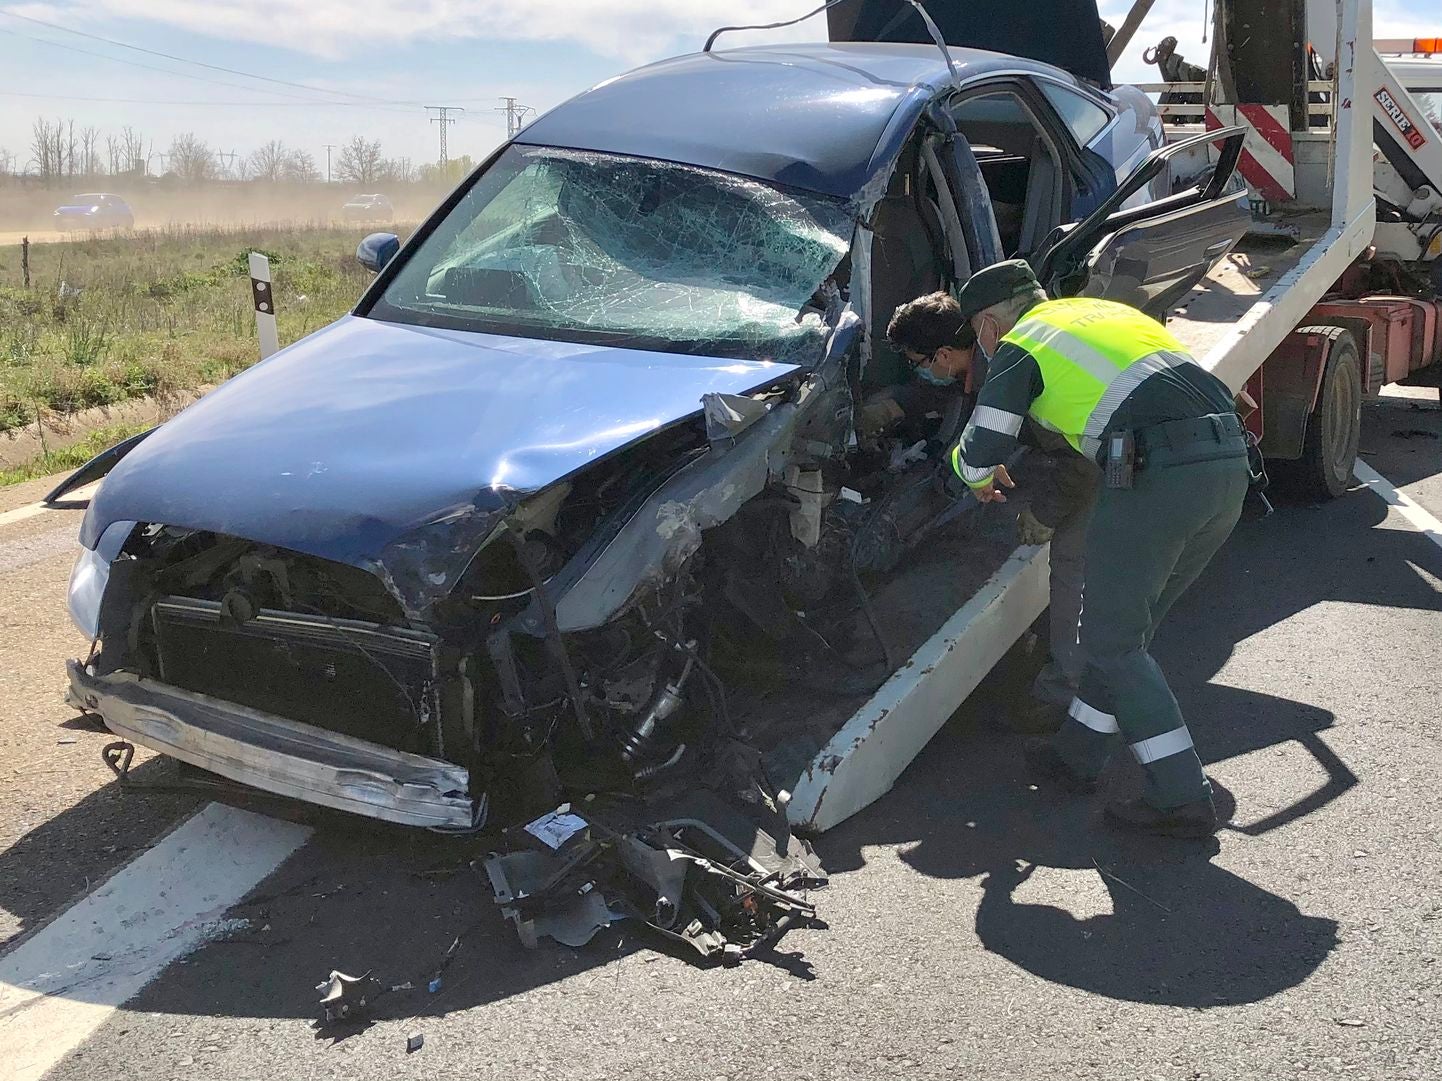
[52,193,134,231]
[341,194,393,223]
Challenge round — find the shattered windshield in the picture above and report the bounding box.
[368,146,853,362]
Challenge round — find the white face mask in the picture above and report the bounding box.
[916,365,956,387]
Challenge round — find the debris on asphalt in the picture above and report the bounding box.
[315,970,381,1026]
[1390,428,1438,440]
[483,792,826,965]
[1335,1018,1367,1026]
[406,1032,425,1054]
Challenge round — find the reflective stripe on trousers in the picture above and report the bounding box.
[1067,697,1119,734]
[1130,725,1195,764]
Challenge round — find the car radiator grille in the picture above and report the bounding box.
[151,596,439,753]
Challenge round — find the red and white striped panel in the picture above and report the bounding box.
[1205,104,1295,203]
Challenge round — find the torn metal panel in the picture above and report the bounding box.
[544,399,800,633]
[483,849,623,949]
[703,392,773,442]
[485,802,825,963]
[79,316,804,616]
[68,662,477,829]
[786,545,1052,833]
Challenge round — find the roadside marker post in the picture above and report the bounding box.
[248,252,280,360]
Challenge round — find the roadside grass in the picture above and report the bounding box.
[0,421,153,487]
[0,222,389,436]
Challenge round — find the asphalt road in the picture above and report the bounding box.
[0,395,1438,1081]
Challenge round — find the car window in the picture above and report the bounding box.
[1037,81,1111,146]
[369,145,853,364]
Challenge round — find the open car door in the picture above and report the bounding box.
[1034,127,1250,318]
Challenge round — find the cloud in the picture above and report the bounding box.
[15,0,1438,79]
[22,0,822,64]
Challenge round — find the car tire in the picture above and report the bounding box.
[1297,331,1361,500]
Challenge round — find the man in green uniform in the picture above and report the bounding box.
[885,291,1099,733]
[949,261,1249,838]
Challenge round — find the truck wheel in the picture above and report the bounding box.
[1298,333,1361,500]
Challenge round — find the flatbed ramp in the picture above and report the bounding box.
[786,217,1352,832]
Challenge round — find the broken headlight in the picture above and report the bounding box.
[66,519,134,639]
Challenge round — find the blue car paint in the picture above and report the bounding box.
[78,41,1142,615]
[356,232,400,273]
[82,316,800,610]
[53,196,132,227]
[521,43,1068,198]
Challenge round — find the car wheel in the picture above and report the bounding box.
[1298,332,1361,500]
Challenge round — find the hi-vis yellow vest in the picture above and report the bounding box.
[1001,298,1196,458]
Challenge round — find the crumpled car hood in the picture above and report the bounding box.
[84,315,799,611]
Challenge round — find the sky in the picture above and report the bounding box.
[0,0,1435,176]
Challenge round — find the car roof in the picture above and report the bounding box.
[518,42,1071,198]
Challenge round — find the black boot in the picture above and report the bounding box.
[1006,699,1068,734]
[1022,737,1098,794]
[1104,796,1218,839]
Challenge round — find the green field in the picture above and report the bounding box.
[0,224,385,439]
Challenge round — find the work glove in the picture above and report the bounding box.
[1016,506,1055,546]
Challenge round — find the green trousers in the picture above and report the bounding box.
[1054,439,1250,809]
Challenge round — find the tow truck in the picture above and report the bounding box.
[786,0,1442,831]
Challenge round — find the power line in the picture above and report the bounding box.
[0,26,332,103]
[0,9,401,106]
[426,105,463,166]
[0,89,417,108]
[0,28,421,114]
[496,96,536,138]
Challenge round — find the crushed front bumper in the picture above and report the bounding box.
[66,660,477,829]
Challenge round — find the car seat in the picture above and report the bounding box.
[1016,137,1060,259]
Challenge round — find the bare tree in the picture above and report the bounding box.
[119,127,146,175]
[80,126,101,177]
[29,117,65,185]
[63,120,77,179]
[167,132,217,182]
[283,148,320,182]
[335,136,384,186]
[383,156,415,183]
[0,148,14,177]
[245,139,291,182]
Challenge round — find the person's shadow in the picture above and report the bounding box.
[811,482,1424,1007]
[818,707,1340,1006]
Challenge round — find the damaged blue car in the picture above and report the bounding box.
[62,22,1247,830]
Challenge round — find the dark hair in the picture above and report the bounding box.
[886,291,975,359]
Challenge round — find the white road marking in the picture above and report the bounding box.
[0,483,100,530]
[1354,460,1442,552]
[0,803,310,1081]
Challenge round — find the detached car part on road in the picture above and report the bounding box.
[61,33,1247,831]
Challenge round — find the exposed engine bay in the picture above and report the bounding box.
[70,330,1024,833]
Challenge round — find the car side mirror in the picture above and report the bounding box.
[356,232,400,273]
